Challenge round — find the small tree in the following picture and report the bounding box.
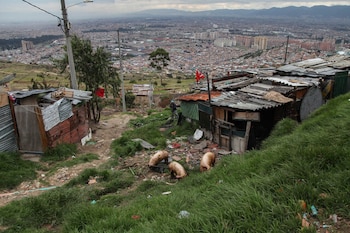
[55,35,121,122]
[55,35,120,97]
[148,48,170,85]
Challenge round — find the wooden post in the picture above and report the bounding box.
[34,107,49,151]
[244,121,252,151]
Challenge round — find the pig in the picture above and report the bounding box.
[200,152,216,172]
[168,161,187,179]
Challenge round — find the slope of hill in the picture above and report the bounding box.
[0,92,350,232]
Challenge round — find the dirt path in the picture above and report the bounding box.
[0,109,136,207]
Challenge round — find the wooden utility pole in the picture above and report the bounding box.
[60,0,78,89]
[284,35,289,64]
[118,30,126,112]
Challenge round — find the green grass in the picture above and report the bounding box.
[0,61,68,90]
[0,61,194,94]
[0,152,40,190]
[1,93,350,232]
[41,143,78,163]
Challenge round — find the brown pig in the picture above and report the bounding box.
[200,152,216,172]
[168,161,187,179]
[148,150,169,167]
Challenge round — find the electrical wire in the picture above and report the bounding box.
[22,0,62,21]
[22,0,64,32]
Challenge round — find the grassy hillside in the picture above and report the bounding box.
[1,93,350,232]
[0,61,68,90]
[0,61,194,94]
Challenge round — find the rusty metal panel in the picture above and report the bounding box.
[0,93,9,107]
[0,104,18,152]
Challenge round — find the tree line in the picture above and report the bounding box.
[0,35,63,51]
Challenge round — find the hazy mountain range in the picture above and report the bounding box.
[125,5,350,20]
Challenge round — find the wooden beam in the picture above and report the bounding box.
[233,112,260,121]
[34,107,49,151]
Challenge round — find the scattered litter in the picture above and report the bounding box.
[171,143,181,148]
[131,215,140,220]
[302,218,310,228]
[299,200,307,211]
[172,155,182,161]
[193,140,207,150]
[162,191,172,195]
[132,138,155,149]
[193,129,203,141]
[302,213,308,219]
[129,167,136,176]
[332,214,337,223]
[175,136,187,141]
[310,205,318,216]
[313,221,320,228]
[91,200,96,205]
[218,180,224,184]
[147,194,152,199]
[86,141,96,145]
[178,210,190,219]
[88,178,97,185]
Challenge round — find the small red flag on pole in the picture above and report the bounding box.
[195,70,205,82]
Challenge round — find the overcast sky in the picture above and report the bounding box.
[1,0,349,23]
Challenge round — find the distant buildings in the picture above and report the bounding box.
[21,40,34,51]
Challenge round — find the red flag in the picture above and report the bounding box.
[195,70,205,82]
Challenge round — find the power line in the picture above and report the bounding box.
[22,0,62,21]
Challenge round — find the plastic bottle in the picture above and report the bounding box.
[310,205,318,216]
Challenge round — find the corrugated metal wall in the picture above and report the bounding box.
[0,104,18,152]
[333,71,349,97]
[180,101,199,120]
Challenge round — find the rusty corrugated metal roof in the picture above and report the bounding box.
[277,56,349,77]
[211,83,293,111]
[177,91,221,101]
[214,76,259,91]
[259,76,319,87]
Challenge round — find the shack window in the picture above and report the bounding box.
[224,110,235,123]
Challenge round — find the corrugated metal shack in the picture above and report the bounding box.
[211,82,296,153]
[132,84,154,107]
[275,57,350,99]
[180,57,350,153]
[10,88,92,153]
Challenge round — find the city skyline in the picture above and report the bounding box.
[1,0,350,23]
